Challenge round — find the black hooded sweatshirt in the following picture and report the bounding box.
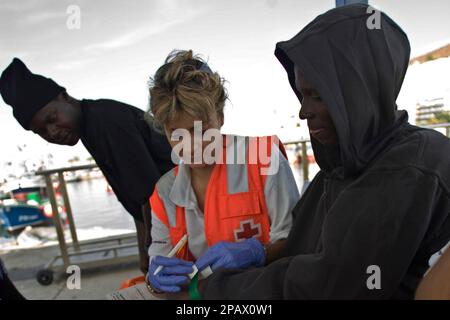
[199,4,450,299]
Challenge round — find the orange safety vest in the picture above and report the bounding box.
[149,135,287,262]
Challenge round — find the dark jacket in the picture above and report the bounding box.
[200,4,450,299]
[0,257,25,300]
[80,99,174,221]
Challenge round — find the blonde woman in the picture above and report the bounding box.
[145,50,300,293]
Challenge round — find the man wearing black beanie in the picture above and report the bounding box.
[0,58,175,285]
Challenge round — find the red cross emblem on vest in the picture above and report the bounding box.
[233,219,262,242]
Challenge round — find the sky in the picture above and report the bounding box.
[0,0,449,176]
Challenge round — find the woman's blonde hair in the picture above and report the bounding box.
[146,49,228,131]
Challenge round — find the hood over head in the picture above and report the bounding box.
[275,4,410,178]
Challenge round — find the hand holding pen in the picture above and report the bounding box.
[146,235,194,293]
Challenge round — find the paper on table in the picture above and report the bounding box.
[108,266,213,300]
[106,283,166,300]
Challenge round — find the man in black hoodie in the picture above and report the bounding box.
[195,4,450,299]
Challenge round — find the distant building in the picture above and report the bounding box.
[397,44,449,125]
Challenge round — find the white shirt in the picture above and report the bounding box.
[148,141,300,260]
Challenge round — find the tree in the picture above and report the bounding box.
[427,111,450,125]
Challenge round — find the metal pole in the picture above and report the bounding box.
[44,174,70,268]
[58,172,80,251]
[336,0,368,7]
[301,141,309,183]
[446,126,450,138]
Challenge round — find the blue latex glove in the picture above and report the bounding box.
[195,238,265,272]
[146,256,194,293]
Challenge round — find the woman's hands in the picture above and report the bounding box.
[148,238,267,296]
[147,256,194,293]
